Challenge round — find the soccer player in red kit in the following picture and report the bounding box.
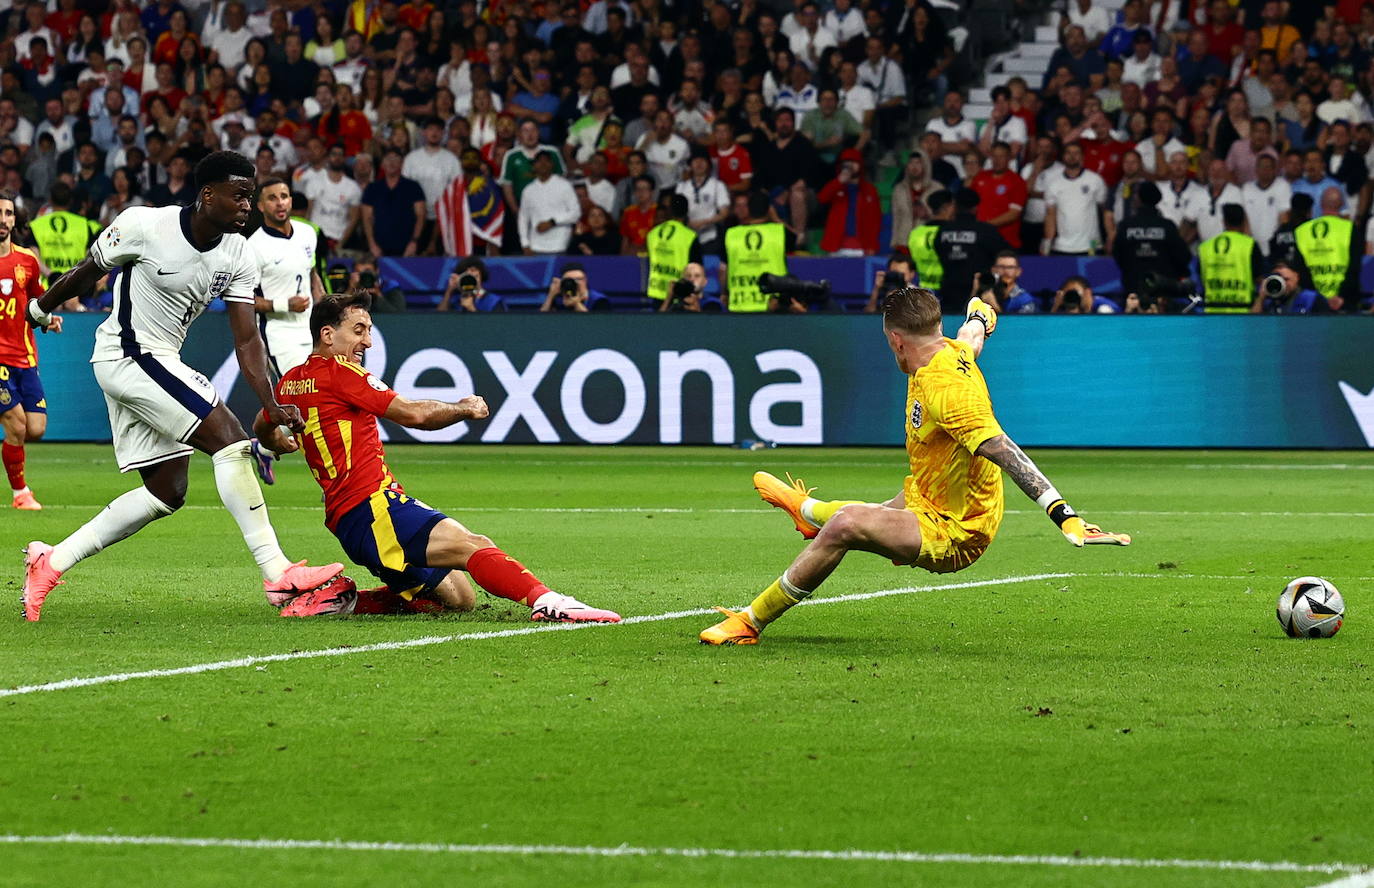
[0,191,60,511]
[254,292,622,621]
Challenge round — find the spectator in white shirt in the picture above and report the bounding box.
[333,31,370,93]
[1194,158,1245,242]
[402,118,463,246]
[775,62,820,115]
[925,89,977,159]
[206,1,252,72]
[637,108,690,189]
[1042,141,1111,254]
[34,99,76,157]
[306,144,363,248]
[1061,0,1111,44]
[824,0,867,44]
[788,2,837,68]
[1317,76,1368,125]
[1241,154,1291,254]
[837,61,876,126]
[1159,151,1207,241]
[858,36,907,149]
[674,147,731,251]
[1121,30,1161,87]
[978,87,1028,159]
[519,152,581,254]
[1136,108,1188,178]
[672,78,714,145]
[581,153,617,215]
[16,4,58,63]
[584,0,636,35]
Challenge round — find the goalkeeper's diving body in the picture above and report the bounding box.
[700,286,1130,645]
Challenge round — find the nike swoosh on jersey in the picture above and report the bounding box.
[156,268,177,275]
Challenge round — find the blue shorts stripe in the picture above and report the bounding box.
[131,354,214,421]
[116,263,139,357]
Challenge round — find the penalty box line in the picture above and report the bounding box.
[1,573,1073,700]
[0,832,1366,877]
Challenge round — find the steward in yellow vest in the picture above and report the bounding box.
[645,195,702,305]
[721,191,788,312]
[1293,206,1357,310]
[1198,204,1261,313]
[906,189,954,290]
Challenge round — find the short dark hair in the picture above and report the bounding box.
[995,249,1018,262]
[747,189,770,218]
[310,292,373,344]
[927,190,953,213]
[559,261,586,276]
[668,193,689,219]
[49,181,73,207]
[955,188,980,211]
[455,256,488,281]
[991,86,1011,102]
[1290,192,1314,213]
[1136,181,1162,206]
[257,176,288,195]
[882,286,942,334]
[194,150,255,190]
[1221,202,1245,227]
[633,174,656,191]
[887,253,914,272]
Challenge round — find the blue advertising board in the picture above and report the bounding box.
[33,314,1374,448]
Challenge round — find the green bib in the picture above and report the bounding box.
[1294,216,1353,300]
[646,220,696,302]
[907,223,943,289]
[30,211,100,276]
[724,222,787,312]
[1199,231,1255,313]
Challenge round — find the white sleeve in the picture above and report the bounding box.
[1044,182,1058,209]
[223,243,260,305]
[554,181,582,225]
[88,206,148,269]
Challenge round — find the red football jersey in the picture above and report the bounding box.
[275,354,401,529]
[0,246,47,368]
[970,170,1028,249]
[710,144,753,189]
[1082,139,1133,188]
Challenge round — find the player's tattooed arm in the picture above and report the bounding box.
[975,434,1052,501]
[385,395,490,431]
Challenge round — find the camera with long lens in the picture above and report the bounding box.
[667,278,698,311]
[1140,272,1197,313]
[357,269,377,290]
[879,270,907,298]
[560,276,580,298]
[758,272,831,310]
[1061,287,1082,308]
[1261,274,1286,298]
[457,271,480,292]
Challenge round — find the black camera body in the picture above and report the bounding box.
[758,272,831,310]
[560,276,580,297]
[1261,274,1286,298]
[357,270,377,289]
[457,271,480,292]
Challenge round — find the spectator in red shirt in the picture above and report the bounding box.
[817,148,881,255]
[46,0,83,44]
[619,174,658,253]
[1202,0,1244,65]
[1080,111,1133,186]
[709,119,754,194]
[969,141,1028,248]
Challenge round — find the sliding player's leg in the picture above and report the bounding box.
[350,571,477,616]
[701,504,924,645]
[753,471,867,539]
[189,403,342,603]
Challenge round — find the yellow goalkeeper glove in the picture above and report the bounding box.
[965,296,997,336]
[1044,498,1132,547]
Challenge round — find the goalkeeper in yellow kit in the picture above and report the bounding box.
[700,286,1131,645]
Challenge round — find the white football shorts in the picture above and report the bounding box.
[94,354,220,472]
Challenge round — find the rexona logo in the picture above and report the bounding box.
[211,326,824,445]
[1337,381,1374,447]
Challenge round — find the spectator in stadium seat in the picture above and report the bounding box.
[710,120,754,195]
[856,35,905,150]
[674,146,731,253]
[788,2,836,69]
[1020,133,1065,251]
[1258,0,1300,61]
[970,141,1027,249]
[978,87,1028,161]
[402,117,461,252]
[816,148,879,256]
[508,66,560,142]
[1159,151,1205,242]
[569,204,622,255]
[1290,148,1347,214]
[1121,29,1161,88]
[1194,159,1245,242]
[1080,111,1133,187]
[752,107,819,242]
[800,89,864,167]
[1108,150,1147,225]
[638,108,690,190]
[672,78,715,146]
[1044,26,1106,90]
[499,119,564,215]
[1042,141,1111,256]
[1226,117,1278,185]
[518,151,580,255]
[361,146,427,257]
[1060,0,1111,45]
[1323,121,1368,199]
[618,173,658,253]
[836,61,876,130]
[1177,31,1226,93]
[1101,2,1150,60]
[775,62,821,116]
[1242,155,1291,256]
[1316,76,1365,125]
[1209,89,1252,162]
[925,90,977,162]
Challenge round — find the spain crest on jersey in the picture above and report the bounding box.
[208,270,232,298]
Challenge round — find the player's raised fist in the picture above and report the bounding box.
[459,396,489,421]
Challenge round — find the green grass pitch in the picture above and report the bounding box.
[2,444,1372,887]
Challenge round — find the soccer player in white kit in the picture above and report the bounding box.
[20,152,349,621]
[250,177,324,377]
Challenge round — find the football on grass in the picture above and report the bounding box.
[1276,577,1345,638]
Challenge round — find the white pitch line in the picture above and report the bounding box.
[0,573,1071,699]
[1309,872,1374,887]
[0,833,1364,876]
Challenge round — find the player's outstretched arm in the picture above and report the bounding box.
[27,257,106,327]
[228,301,304,432]
[251,410,300,456]
[975,433,1131,547]
[384,395,490,431]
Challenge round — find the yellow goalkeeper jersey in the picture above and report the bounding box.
[903,339,1005,536]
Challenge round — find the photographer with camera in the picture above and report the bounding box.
[349,259,407,313]
[437,257,504,312]
[1051,275,1117,314]
[540,262,610,312]
[721,190,789,313]
[975,251,1038,314]
[646,194,705,308]
[1253,262,1327,314]
[1112,181,1193,308]
[659,262,723,313]
[863,254,915,313]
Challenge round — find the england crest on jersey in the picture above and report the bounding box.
[910,399,924,429]
[208,270,232,298]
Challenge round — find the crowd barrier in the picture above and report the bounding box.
[36,314,1374,449]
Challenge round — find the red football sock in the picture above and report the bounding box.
[465,546,550,607]
[2,442,24,491]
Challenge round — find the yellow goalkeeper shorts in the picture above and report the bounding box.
[901,508,999,574]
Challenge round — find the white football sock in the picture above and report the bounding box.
[50,486,175,573]
[212,441,293,581]
[798,497,823,526]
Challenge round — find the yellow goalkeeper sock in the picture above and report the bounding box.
[802,498,864,526]
[745,573,812,629]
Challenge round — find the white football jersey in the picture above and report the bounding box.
[248,220,316,373]
[306,174,362,241]
[91,206,258,362]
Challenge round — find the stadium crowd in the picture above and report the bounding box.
[0,0,1371,313]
